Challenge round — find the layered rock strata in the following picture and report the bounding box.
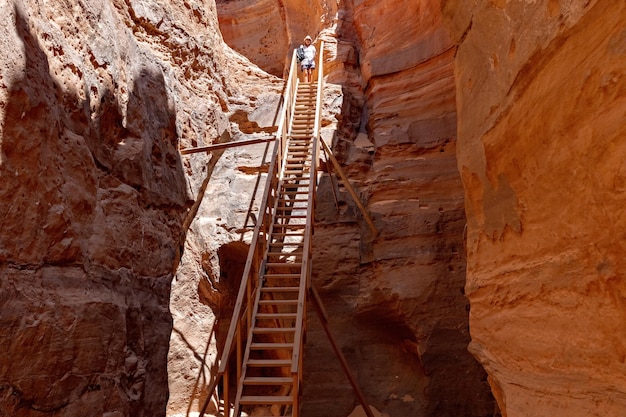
[443,1,626,416]
[0,1,278,416]
[216,0,339,77]
[213,0,500,415]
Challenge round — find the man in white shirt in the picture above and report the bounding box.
[300,35,316,83]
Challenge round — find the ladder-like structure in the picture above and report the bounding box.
[198,42,376,417]
[232,79,318,416]
[198,46,324,417]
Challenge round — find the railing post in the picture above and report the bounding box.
[292,372,299,417]
[223,369,230,417]
[199,46,303,417]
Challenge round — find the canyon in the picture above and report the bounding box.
[0,1,624,417]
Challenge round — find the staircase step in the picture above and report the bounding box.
[282,176,310,181]
[267,250,304,255]
[276,205,307,210]
[281,183,310,188]
[258,299,298,305]
[265,262,303,268]
[279,189,308,194]
[272,224,306,229]
[263,273,301,279]
[260,287,300,293]
[278,193,308,198]
[239,395,293,405]
[277,198,308,203]
[256,313,298,319]
[274,215,307,219]
[243,377,294,385]
[278,188,310,193]
[250,342,294,350]
[246,358,292,366]
[251,328,296,334]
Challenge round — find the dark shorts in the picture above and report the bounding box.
[301,59,315,70]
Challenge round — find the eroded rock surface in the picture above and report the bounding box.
[210,0,499,416]
[8,0,620,417]
[216,0,338,77]
[0,1,278,416]
[443,1,626,416]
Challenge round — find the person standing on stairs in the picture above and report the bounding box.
[300,35,316,83]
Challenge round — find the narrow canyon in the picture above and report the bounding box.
[0,1,624,417]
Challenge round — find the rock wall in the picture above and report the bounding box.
[9,0,620,416]
[211,0,498,415]
[301,1,495,416]
[215,0,338,76]
[443,1,626,416]
[0,1,278,416]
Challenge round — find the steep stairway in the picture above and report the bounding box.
[231,81,317,417]
[197,42,375,417]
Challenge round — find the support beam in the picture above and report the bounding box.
[319,138,377,235]
[309,285,377,417]
[180,136,276,155]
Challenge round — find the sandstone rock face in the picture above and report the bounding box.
[209,1,497,416]
[443,1,626,416]
[300,1,495,416]
[0,1,277,416]
[15,0,617,416]
[216,0,338,77]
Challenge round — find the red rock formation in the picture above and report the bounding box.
[300,1,495,416]
[216,0,338,77]
[214,0,498,416]
[10,0,623,417]
[443,1,626,416]
[0,1,276,416]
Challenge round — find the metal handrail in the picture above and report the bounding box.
[291,41,324,379]
[199,48,302,417]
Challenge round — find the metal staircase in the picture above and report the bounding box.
[194,45,324,417]
[197,42,376,417]
[233,80,318,416]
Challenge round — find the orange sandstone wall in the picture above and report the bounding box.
[212,0,499,416]
[215,0,338,76]
[444,1,626,416]
[0,1,277,416]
